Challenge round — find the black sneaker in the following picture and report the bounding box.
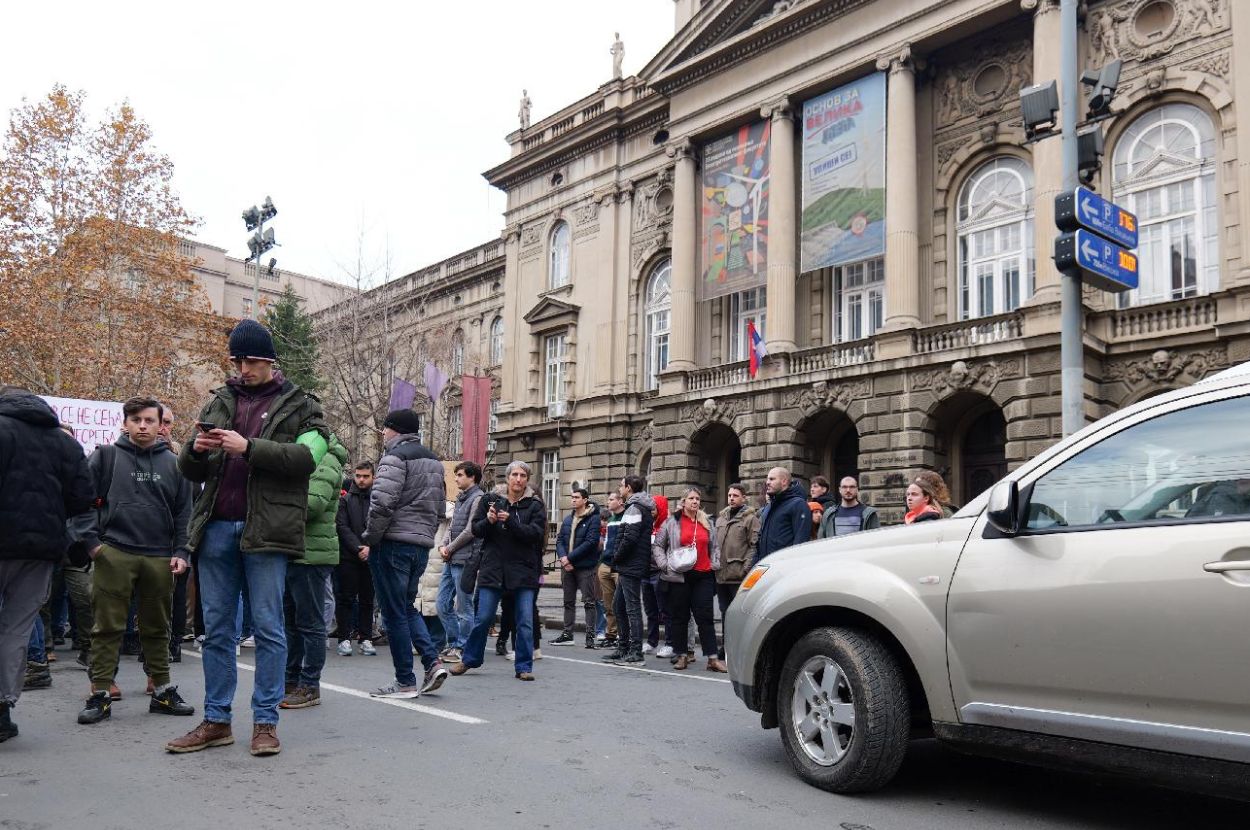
[584,635,597,649]
[75,650,89,670]
[121,633,140,656]
[23,662,51,690]
[494,638,507,656]
[149,685,195,716]
[169,640,181,663]
[620,650,645,665]
[601,648,626,663]
[78,691,112,724]
[548,632,575,647]
[0,702,16,742]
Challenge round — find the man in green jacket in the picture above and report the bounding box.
[165,320,327,758]
[281,434,349,710]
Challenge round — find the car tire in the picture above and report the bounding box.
[777,626,910,794]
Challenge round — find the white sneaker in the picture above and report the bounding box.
[505,650,515,661]
[533,648,543,660]
[655,645,674,658]
[360,640,377,656]
[595,633,606,643]
[240,636,256,649]
[337,639,352,656]
[370,683,420,699]
[641,643,654,654]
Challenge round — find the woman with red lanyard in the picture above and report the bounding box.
[652,488,725,672]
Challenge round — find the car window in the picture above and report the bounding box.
[1025,395,1250,531]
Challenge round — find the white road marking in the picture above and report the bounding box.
[182,648,488,725]
[541,653,732,684]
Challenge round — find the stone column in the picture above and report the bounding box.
[1233,1,1250,284]
[1028,0,1064,302]
[763,98,798,355]
[879,46,921,330]
[667,140,698,373]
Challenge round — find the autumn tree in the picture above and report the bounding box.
[263,282,323,393]
[0,85,228,422]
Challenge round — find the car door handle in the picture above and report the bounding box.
[1204,560,1250,573]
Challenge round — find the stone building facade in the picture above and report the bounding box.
[181,238,349,317]
[482,0,1248,525]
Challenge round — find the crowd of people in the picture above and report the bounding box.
[0,318,955,757]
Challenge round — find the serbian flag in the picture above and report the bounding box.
[747,320,767,378]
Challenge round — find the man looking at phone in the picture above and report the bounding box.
[77,397,195,726]
[165,319,327,757]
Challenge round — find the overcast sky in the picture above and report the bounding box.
[0,1,677,287]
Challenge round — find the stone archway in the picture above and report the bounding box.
[931,391,1006,507]
[689,422,742,506]
[796,409,860,486]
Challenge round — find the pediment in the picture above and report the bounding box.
[523,295,581,332]
[642,0,870,92]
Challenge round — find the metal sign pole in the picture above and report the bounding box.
[1059,0,1083,437]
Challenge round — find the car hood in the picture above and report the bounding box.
[762,518,976,569]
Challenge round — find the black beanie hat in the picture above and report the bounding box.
[228,319,277,362]
[383,409,422,436]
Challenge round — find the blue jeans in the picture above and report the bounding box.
[369,540,439,688]
[462,585,535,674]
[26,615,45,662]
[284,563,330,690]
[436,563,475,650]
[197,520,288,725]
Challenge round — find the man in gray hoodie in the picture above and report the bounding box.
[363,409,449,699]
[76,396,195,725]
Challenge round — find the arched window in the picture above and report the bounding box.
[1112,103,1217,307]
[549,221,571,288]
[956,156,1034,320]
[488,316,504,365]
[450,329,465,375]
[644,259,671,390]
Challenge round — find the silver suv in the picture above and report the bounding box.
[725,364,1250,797]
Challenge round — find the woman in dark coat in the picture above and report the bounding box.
[450,461,547,681]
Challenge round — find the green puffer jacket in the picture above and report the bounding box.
[179,378,327,556]
[297,435,348,566]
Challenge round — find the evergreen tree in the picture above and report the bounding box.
[263,283,324,392]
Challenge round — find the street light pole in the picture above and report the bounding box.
[251,213,266,320]
[242,197,278,320]
[1059,0,1084,436]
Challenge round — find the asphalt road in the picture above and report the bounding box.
[2,640,1244,830]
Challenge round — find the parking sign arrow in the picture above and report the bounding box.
[1080,236,1097,260]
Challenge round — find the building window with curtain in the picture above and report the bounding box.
[835,257,885,341]
[956,156,1034,320]
[1111,103,1217,307]
[451,330,465,375]
[644,258,671,390]
[447,405,462,455]
[544,332,567,406]
[541,449,561,526]
[549,222,571,288]
[489,317,504,365]
[728,287,766,362]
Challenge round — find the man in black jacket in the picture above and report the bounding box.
[602,475,655,666]
[550,488,602,649]
[334,462,376,657]
[0,388,94,743]
[77,396,195,726]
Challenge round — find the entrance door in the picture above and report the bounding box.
[961,409,1006,505]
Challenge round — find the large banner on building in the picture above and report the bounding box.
[460,374,493,466]
[700,120,771,301]
[800,72,887,272]
[40,395,123,453]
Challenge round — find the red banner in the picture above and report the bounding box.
[461,374,493,465]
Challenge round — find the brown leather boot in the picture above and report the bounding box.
[250,723,281,756]
[674,654,691,671]
[706,657,728,673]
[165,720,233,753]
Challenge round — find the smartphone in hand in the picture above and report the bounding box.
[196,421,217,432]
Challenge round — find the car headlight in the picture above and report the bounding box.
[739,564,768,591]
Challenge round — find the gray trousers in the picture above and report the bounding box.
[0,560,54,705]
[561,566,599,635]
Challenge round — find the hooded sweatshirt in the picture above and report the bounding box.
[81,434,193,560]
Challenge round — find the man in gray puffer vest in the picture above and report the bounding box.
[362,410,449,699]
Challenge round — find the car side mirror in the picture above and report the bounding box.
[986,480,1020,536]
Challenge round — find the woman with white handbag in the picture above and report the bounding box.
[651,488,725,672]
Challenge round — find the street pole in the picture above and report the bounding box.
[250,215,264,320]
[1059,0,1083,436]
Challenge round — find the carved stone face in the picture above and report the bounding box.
[1151,350,1171,371]
[949,360,970,385]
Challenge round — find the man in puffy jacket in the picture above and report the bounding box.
[0,388,93,744]
[165,320,327,758]
[281,434,349,710]
[602,475,654,666]
[754,467,811,565]
[550,488,601,649]
[362,410,448,700]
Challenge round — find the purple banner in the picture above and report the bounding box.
[387,378,416,412]
[424,361,449,402]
